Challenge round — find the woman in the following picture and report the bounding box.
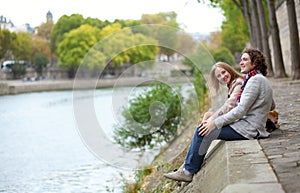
[200,62,243,124]
[164,48,274,182]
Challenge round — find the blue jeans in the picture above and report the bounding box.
[184,125,247,174]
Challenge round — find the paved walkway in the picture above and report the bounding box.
[259,78,300,193]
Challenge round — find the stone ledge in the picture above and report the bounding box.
[0,77,191,95]
[221,183,284,193]
[179,140,285,193]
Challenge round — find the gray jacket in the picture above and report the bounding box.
[214,74,274,139]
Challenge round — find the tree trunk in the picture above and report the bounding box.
[250,0,263,50]
[256,0,274,76]
[240,0,255,47]
[286,0,300,80]
[267,0,287,78]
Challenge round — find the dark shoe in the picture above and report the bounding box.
[163,169,193,182]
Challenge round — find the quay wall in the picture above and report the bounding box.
[0,77,192,95]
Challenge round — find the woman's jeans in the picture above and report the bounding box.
[184,125,247,174]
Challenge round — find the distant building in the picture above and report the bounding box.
[0,15,34,34]
[0,15,14,31]
[13,23,35,34]
[46,11,53,23]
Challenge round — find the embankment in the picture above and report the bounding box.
[0,77,191,95]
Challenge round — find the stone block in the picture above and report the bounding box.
[181,140,285,193]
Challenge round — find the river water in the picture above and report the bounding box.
[0,84,196,193]
[0,88,140,193]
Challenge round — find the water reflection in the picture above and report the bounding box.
[0,90,132,193]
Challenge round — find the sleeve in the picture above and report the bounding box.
[214,76,260,129]
[209,80,242,120]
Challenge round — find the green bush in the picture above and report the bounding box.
[113,81,183,150]
[212,47,235,65]
[192,68,208,110]
[34,53,49,76]
[11,62,26,79]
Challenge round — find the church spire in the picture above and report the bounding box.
[46,11,53,23]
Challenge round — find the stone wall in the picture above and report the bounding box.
[270,0,300,75]
[179,140,284,193]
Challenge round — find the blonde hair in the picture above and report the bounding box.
[208,62,243,93]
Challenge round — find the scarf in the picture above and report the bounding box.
[236,69,260,104]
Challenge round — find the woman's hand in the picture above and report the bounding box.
[198,119,217,136]
[201,112,213,123]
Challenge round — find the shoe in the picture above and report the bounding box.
[163,169,193,182]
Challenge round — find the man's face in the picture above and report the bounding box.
[240,53,255,74]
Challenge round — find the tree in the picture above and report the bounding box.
[57,23,159,78]
[141,12,179,28]
[36,20,54,41]
[57,24,102,77]
[250,0,263,50]
[256,0,274,76]
[34,53,49,77]
[155,26,178,61]
[200,0,250,53]
[182,43,215,76]
[203,0,286,77]
[31,37,51,61]
[112,19,141,29]
[83,17,104,29]
[208,31,222,50]
[232,0,255,46]
[99,22,123,37]
[219,0,249,54]
[50,14,85,55]
[0,30,17,60]
[96,23,158,67]
[232,0,282,77]
[211,47,235,65]
[203,32,236,65]
[113,82,183,150]
[267,0,287,77]
[11,61,26,79]
[121,34,158,66]
[286,0,300,80]
[176,31,197,55]
[141,12,180,61]
[11,32,33,62]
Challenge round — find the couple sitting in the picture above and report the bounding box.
[164,48,277,182]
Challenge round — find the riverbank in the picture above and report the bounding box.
[0,76,191,95]
[137,77,300,193]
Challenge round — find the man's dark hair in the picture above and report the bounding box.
[242,48,268,76]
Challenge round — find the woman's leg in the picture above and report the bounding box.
[184,125,247,174]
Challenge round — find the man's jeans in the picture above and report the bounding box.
[184,125,247,174]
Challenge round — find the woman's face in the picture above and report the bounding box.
[240,53,255,74]
[214,67,231,85]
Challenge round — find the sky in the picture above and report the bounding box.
[0,0,224,34]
